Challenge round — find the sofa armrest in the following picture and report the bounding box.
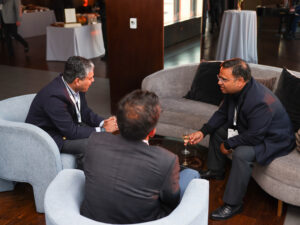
[0,120,63,184]
[142,64,199,98]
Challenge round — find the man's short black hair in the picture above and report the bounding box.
[63,56,94,83]
[117,90,161,141]
[221,58,251,81]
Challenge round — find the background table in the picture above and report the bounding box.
[19,10,56,38]
[215,10,258,64]
[46,24,105,61]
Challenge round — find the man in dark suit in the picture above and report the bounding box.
[189,58,295,220]
[80,90,200,224]
[26,56,118,157]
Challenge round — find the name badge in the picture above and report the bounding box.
[228,128,239,138]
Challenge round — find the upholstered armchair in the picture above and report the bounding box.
[0,94,76,213]
[44,169,209,225]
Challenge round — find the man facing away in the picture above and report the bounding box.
[80,90,200,224]
[189,58,295,220]
[26,56,118,161]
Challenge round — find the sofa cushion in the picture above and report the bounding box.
[296,129,300,153]
[275,68,300,131]
[255,77,277,91]
[254,149,300,189]
[159,98,219,131]
[184,62,223,106]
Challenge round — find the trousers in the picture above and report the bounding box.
[207,126,256,205]
[179,168,201,200]
[61,138,88,169]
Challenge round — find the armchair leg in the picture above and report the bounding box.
[277,200,283,217]
[32,184,48,213]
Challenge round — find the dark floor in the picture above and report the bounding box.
[0,18,299,225]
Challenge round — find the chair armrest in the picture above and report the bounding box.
[45,169,105,225]
[142,64,199,99]
[45,171,209,225]
[0,119,63,184]
[142,179,209,225]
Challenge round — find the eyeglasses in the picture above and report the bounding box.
[217,74,233,83]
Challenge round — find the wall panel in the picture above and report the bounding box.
[106,0,164,112]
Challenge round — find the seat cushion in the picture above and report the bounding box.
[255,77,277,91]
[159,98,218,131]
[253,149,300,189]
[296,129,300,153]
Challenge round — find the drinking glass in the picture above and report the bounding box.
[181,132,191,155]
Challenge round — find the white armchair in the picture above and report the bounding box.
[0,94,76,213]
[44,169,209,225]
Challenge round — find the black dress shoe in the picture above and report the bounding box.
[210,203,243,220]
[199,169,225,180]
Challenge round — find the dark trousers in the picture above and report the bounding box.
[61,138,88,169]
[0,11,3,40]
[290,6,300,34]
[209,0,221,31]
[207,126,256,205]
[2,23,28,56]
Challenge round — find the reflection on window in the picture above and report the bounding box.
[164,0,203,25]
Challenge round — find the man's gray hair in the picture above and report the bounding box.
[62,56,94,83]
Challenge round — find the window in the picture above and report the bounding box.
[180,0,191,21]
[164,0,203,25]
[164,0,175,25]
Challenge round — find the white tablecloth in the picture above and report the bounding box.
[19,10,56,38]
[215,10,258,64]
[46,24,105,61]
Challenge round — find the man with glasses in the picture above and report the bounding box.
[188,58,295,220]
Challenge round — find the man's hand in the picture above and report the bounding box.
[16,21,21,27]
[103,116,118,133]
[220,142,232,155]
[189,131,204,145]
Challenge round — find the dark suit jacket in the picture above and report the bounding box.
[80,132,180,224]
[26,75,104,149]
[203,78,295,165]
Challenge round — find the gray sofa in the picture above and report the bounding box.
[0,94,76,213]
[142,63,300,216]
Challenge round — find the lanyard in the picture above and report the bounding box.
[62,77,82,123]
[233,107,238,127]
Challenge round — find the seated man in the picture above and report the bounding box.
[26,56,118,158]
[80,90,200,224]
[189,58,295,220]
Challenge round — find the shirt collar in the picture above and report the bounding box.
[62,76,80,98]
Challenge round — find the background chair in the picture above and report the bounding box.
[44,169,209,225]
[0,94,76,213]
